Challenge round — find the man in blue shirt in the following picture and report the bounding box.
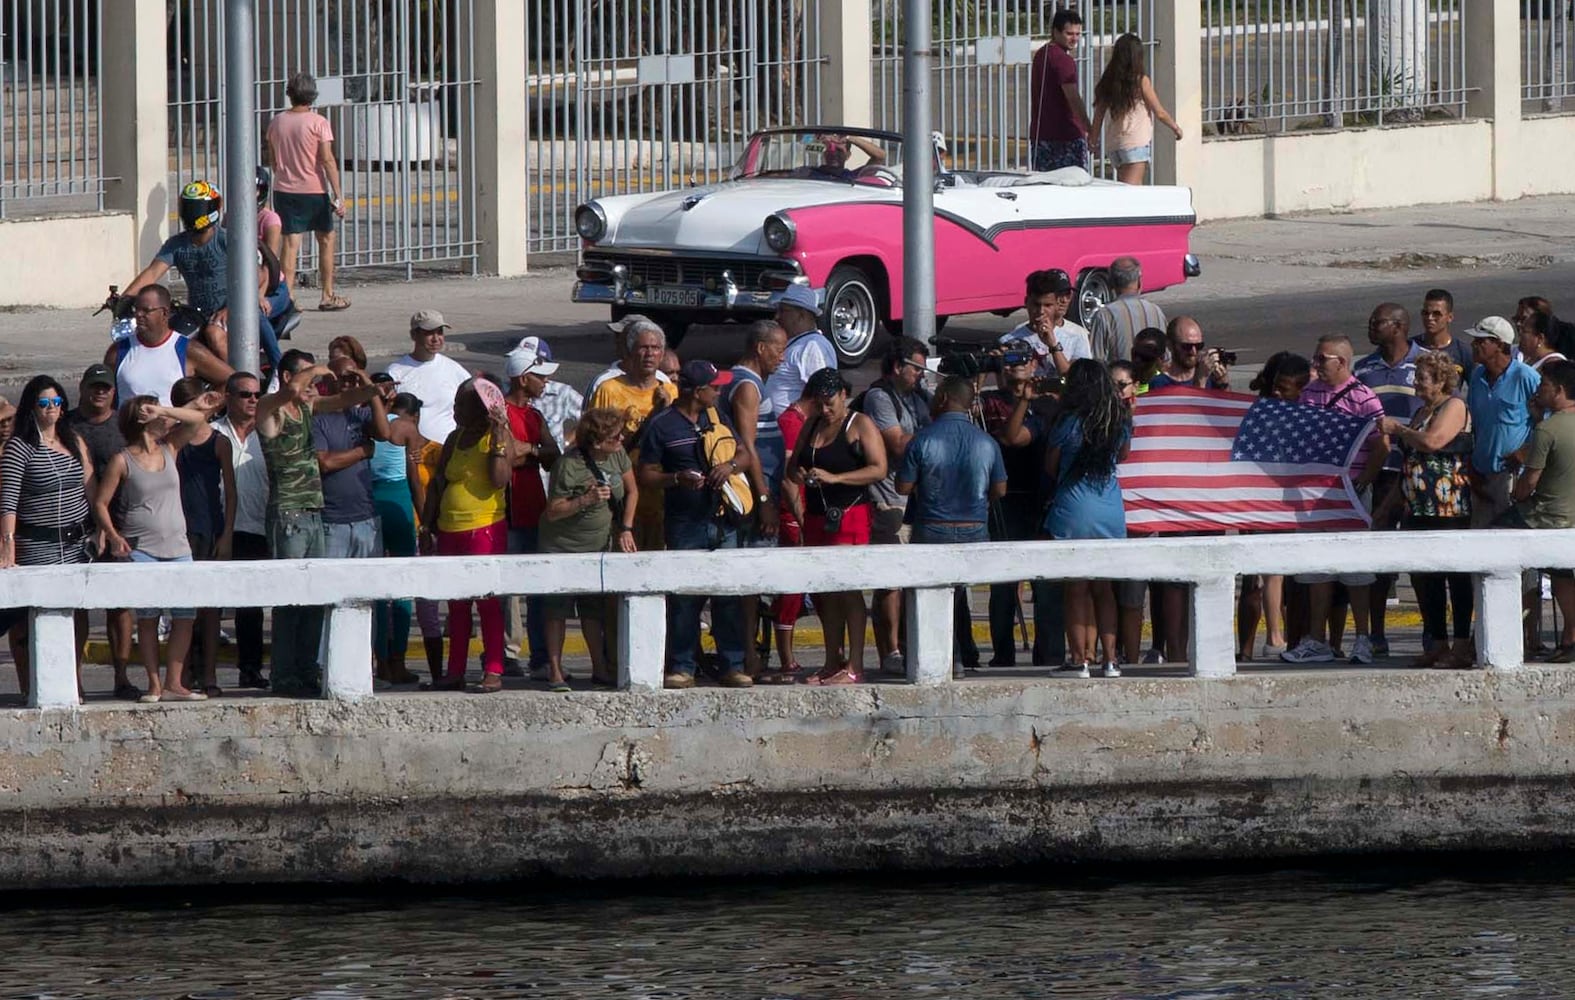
[1465,316,1542,527]
[897,376,1007,675]
[638,359,755,690]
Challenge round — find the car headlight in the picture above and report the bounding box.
[763,213,796,253]
[575,203,607,243]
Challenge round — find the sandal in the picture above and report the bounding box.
[757,663,804,685]
[317,294,351,312]
[1545,644,1575,664]
[473,674,504,694]
[803,665,861,686]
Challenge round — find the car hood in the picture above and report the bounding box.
[601,180,897,252]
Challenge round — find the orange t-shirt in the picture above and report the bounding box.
[266,110,334,193]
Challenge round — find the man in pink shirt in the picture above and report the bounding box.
[1281,334,1390,666]
[264,73,349,312]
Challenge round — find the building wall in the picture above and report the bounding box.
[0,213,135,309]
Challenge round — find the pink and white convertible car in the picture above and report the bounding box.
[572,126,1199,366]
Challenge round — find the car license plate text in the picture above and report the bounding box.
[650,286,701,307]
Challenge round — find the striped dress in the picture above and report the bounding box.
[0,437,91,565]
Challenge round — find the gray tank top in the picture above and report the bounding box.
[116,445,192,559]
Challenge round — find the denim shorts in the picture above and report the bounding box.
[129,550,196,619]
[1112,143,1152,166]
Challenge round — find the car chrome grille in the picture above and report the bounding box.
[582,252,784,290]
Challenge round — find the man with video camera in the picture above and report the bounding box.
[998,268,1091,379]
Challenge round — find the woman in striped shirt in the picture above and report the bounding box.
[0,375,95,698]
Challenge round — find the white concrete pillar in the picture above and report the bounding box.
[1152,0,1203,189]
[818,0,874,127]
[323,603,374,701]
[620,595,667,691]
[1464,0,1522,200]
[474,0,530,276]
[1475,571,1524,670]
[1188,577,1236,678]
[28,609,79,709]
[904,587,954,685]
[100,0,170,271]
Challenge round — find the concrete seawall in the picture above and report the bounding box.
[4,668,1575,889]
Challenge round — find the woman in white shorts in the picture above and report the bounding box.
[1091,33,1184,185]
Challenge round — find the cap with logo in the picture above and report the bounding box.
[505,336,561,378]
[777,284,820,315]
[80,363,115,389]
[410,309,450,332]
[1465,316,1515,344]
[1039,268,1073,294]
[677,359,733,390]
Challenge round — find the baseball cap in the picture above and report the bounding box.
[411,309,450,332]
[777,284,820,314]
[1465,316,1515,344]
[505,336,560,378]
[607,313,655,334]
[1039,268,1073,294]
[806,367,851,398]
[80,363,114,389]
[677,359,733,390]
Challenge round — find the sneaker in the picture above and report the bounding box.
[1369,636,1389,657]
[1141,648,1166,665]
[663,672,696,690]
[1349,635,1375,665]
[529,661,550,681]
[881,651,906,677]
[1280,638,1335,663]
[1102,662,1121,678]
[501,657,528,679]
[1055,662,1091,679]
[218,628,234,646]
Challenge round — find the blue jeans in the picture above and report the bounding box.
[324,516,381,559]
[258,281,291,367]
[665,518,746,676]
[912,522,988,667]
[506,526,547,666]
[267,507,326,693]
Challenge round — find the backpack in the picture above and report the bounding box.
[698,406,755,527]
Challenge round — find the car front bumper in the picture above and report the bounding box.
[571,251,819,314]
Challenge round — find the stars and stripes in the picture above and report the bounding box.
[1118,387,1375,534]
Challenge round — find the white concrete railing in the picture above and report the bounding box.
[6,530,1568,709]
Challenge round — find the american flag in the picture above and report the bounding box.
[1119,387,1376,534]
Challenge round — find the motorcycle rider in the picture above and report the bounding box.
[120,180,285,369]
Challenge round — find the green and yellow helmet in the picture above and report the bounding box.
[178,180,223,232]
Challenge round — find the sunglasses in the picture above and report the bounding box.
[230,390,263,400]
[36,396,65,409]
[132,305,167,316]
[1175,342,1205,352]
[1312,353,1344,365]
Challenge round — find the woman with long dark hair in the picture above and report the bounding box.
[0,375,95,697]
[1091,33,1183,185]
[1044,359,1131,678]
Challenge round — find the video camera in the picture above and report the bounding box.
[932,337,1062,392]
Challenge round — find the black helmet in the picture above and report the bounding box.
[256,165,272,201]
[178,180,223,232]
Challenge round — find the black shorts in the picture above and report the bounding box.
[274,190,336,235]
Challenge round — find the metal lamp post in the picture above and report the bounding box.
[224,0,260,374]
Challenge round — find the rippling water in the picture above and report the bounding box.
[8,860,1575,999]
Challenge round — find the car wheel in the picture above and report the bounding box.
[824,265,882,367]
[1074,268,1113,326]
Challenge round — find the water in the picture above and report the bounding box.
[7,860,1575,999]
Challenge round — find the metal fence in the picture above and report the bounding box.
[168,0,479,277]
[527,0,824,254]
[870,0,1157,180]
[1202,0,1470,136]
[0,0,104,219]
[1523,1,1575,111]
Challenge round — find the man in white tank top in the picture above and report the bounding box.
[106,286,233,405]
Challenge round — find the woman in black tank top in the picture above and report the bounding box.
[785,371,888,685]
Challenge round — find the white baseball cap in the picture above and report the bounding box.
[505,336,560,377]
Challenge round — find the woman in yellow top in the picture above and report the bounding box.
[420,377,518,692]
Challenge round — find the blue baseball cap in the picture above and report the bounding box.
[777,284,820,314]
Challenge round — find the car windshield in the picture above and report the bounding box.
[732,130,906,184]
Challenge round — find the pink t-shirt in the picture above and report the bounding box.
[266,110,334,194]
[1299,376,1385,472]
[257,207,282,234]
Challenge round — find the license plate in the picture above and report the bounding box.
[649,286,701,307]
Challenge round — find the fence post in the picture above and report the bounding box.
[904,587,954,685]
[819,0,874,127]
[1475,571,1524,670]
[100,0,170,270]
[27,609,79,709]
[1152,0,1203,189]
[1464,0,1521,200]
[473,0,529,276]
[1189,577,1236,678]
[619,595,667,691]
[323,603,375,701]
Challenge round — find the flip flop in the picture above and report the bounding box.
[317,295,351,312]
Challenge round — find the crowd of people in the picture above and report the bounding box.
[5,256,1575,699]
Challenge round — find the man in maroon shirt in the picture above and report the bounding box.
[1029,9,1093,172]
